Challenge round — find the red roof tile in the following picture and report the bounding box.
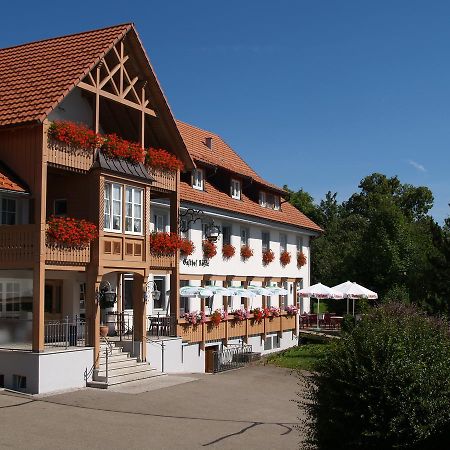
[0,163,28,193]
[177,121,322,232]
[0,24,131,126]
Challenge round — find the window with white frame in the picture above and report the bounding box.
[202,220,211,239]
[180,280,189,315]
[259,191,266,207]
[104,182,122,232]
[274,195,280,210]
[192,168,204,190]
[280,233,287,253]
[230,179,241,200]
[154,213,166,233]
[180,218,189,239]
[266,193,275,209]
[262,231,270,252]
[0,197,17,225]
[125,187,143,234]
[297,236,304,253]
[153,277,165,310]
[240,227,250,246]
[222,224,232,246]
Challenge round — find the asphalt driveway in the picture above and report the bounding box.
[0,365,304,450]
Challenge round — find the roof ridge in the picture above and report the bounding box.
[0,23,133,52]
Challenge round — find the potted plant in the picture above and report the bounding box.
[252,307,265,323]
[280,250,291,266]
[222,243,236,259]
[210,310,222,327]
[180,239,195,257]
[203,240,217,259]
[262,249,275,265]
[240,245,253,261]
[297,251,307,267]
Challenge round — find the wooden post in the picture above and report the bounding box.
[95,66,100,134]
[169,175,180,323]
[200,297,206,351]
[32,125,48,352]
[293,280,299,336]
[132,273,146,362]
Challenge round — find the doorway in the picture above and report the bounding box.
[205,345,220,373]
[44,280,62,321]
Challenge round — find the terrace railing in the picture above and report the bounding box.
[147,314,177,338]
[212,345,253,373]
[44,316,86,349]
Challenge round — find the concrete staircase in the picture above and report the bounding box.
[87,342,166,389]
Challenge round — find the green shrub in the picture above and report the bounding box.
[341,314,356,333]
[300,302,450,449]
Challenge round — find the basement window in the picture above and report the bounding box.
[13,374,26,391]
[0,374,4,388]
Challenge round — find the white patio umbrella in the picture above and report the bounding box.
[209,286,233,296]
[332,281,378,315]
[228,287,257,297]
[246,285,274,296]
[179,286,214,298]
[298,282,344,329]
[266,286,289,296]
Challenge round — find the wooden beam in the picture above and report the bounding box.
[94,67,100,134]
[79,81,156,117]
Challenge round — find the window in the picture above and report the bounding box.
[180,218,189,239]
[259,191,266,207]
[180,280,189,315]
[1,198,16,225]
[154,213,166,233]
[280,233,287,253]
[297,236,304,253]
[123,274,133,310]
[266,193,275,209]
[79,283,86,312]
[222,225,232,246]
[104,182,122,232]
[262,231,270,252]
[1,281,20,313]
[53,199,67,216]
[241,227,250,246]
[230,179,241,200]
[192,168,204,190]
[202,221,210,239]
[153,277,165,310]
[125,187,143,234]
[274,196,280,210]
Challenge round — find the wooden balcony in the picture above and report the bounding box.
[149,169,177,192]
[47,140,95,172]
[0,225,35,268]
[177,313,298,344]
[149,254,176,269]
[45,244,91,266]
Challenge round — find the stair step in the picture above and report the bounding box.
[98,364,156,378]
[99,358,139,369]
[99,353,132,363]
[107,370,166,386]
[86,381,108,389]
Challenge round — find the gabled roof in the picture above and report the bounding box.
[0,24,131,126]
[0,162,28,194]
[177,121,322,233]
[176,120,284,194]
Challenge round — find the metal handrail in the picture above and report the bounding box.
[84,336,113,383]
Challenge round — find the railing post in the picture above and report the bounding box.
[157,312,160,339]
[65,316,69,349]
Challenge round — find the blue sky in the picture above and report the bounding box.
[2,1,449,222]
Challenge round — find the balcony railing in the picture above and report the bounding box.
[47,140,95,172]
[0,225,34,267]
[177,312,297,344]
[149,254,176,269]
[148,169,177,192]
[45,244,91,266]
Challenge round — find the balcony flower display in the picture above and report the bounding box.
[262,249,275,265]
[48,121,183,170]
[210,310,223,327]
[48,121,99,150]
[145,148,184,172]
[222,243,235,259]
[46,216,97,249]
[233,308,249,322]
[100,133,145,164]
[149,232,183,256]
[269,306,281,317]
[285,305,299,316]
[180,239,195,257]
[280,250,291,267]
[297,251,307,267]
[203,240,217,259]
[240,245,253,261]
[252,307,265,323]
[183,311,206,326]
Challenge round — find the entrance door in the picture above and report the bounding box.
[205,345,219,373]
[44,280,63,321]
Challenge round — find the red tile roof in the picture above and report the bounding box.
[177,121,322,232]
[0,24,131,126]
[0,163,28,193]
[176,120,284,193]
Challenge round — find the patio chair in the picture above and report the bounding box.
[322,313,332,329]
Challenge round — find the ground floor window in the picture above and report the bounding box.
[0,270,33,316]
[123,274,133,310]
[180,280,189,315]
[153,277,166,311]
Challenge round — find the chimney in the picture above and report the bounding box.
[205,136,213,150]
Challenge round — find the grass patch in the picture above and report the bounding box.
[266,343,331,371]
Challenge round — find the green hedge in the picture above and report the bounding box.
[300,302,450,449]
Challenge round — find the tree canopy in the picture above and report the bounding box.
[286,173,450,314]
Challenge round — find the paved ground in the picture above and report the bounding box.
[0,365,304,450]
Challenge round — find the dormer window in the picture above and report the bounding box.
[259,191,266,207]
[230,179,241,200]
[192,168,204,190]
[273,195,280,210]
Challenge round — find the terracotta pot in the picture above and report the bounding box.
[99,325,108,338]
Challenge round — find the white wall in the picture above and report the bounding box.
[0,347,93,394]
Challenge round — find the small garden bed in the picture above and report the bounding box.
[266,343,331,371]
